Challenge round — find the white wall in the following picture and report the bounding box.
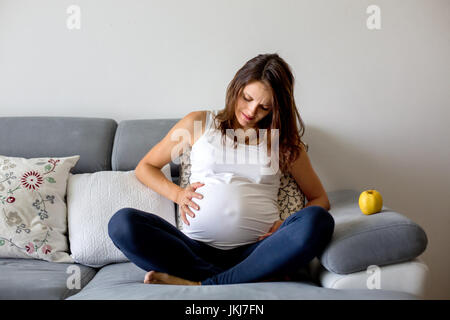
[1,0,449,299]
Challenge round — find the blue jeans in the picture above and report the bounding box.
[108,205,335,285]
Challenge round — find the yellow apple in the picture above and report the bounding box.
[359,190,383,215]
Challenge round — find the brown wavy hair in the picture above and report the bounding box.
[214,53,308,176]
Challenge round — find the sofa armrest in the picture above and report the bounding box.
[317,189,428,275]
[314,257,429,298]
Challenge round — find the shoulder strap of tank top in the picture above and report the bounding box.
[205,110,216,132]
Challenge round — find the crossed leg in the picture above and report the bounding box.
[199,206,335,285]
[108,206,334,286]
[108,208,226,284]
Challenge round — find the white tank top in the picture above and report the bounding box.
[181,110,281,250]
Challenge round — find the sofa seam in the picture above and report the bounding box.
[62,267,97,300]
[67,267,97,299]
[112,121,124,171]
[322,223,427,274]
[108,121,118,171]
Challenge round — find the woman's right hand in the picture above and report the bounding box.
[176,182,205,226]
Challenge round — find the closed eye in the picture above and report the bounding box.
[243,96,270,111]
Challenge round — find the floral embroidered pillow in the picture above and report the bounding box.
[176,147,305,230]
[278,171,306,220]
[0,155,80,262]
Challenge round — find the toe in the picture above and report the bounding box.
[144,270,155,284]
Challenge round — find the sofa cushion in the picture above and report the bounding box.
[66,261,417,300]
[111,118,181,180]
[67,164,175,268]
[0,117,117,174]
[317,257,429,298]
[319,190,428,274]
[0,155,79,262]
[0,258,97,300]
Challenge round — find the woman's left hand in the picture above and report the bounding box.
[258,219,284,241]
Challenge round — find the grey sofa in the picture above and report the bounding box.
[0,116,428,300]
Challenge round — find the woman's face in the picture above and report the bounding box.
[234,81,273,131]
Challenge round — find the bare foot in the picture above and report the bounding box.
[144,270,201,286]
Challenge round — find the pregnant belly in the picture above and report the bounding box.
[181,182,279,249]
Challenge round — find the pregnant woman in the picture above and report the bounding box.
[108,53,335,286]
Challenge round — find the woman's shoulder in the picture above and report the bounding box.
[194,110,209,120]
[182,110,208,130]
[187,110,212,146]
[193,110,211,130]
[188,110,209,122]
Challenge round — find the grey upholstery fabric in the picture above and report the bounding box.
[111,118,181,180]
[319,190,428,274]
[0,258,97,300]
[66,262,418,300]
[0,117,117,174]
[0,116,429,299]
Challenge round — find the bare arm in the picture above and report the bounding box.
[288,143,331,211]
[304,194,331,210]
[135,163,183,203]
[135,111,201,202]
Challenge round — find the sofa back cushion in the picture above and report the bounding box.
[111,118,181,184]
[0,117,117,174]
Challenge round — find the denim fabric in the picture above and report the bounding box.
[108,206,334,285]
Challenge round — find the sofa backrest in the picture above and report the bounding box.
[0,116,182,183]
[0,117,117,174]
[111,118,181,184]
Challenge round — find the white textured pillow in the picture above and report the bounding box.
[67,164,175,267]
[0,155,80,262]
